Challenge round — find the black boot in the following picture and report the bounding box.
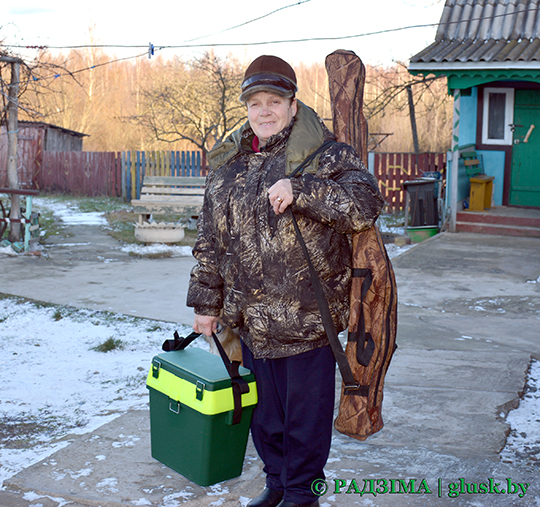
[247,488,284,507]
[276,500,320,507]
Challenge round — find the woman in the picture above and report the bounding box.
[187,55,384,507]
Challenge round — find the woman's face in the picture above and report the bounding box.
[246,92,297,148]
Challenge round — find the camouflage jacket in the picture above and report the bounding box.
[187,102,384,359]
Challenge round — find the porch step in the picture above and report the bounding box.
[456,207,540,238]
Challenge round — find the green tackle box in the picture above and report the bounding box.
[146,347,257,486]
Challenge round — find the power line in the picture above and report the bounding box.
[159,7,540,49]
[182,0,312,43]
[3,7,538,53]
[3,6,538,86]
[3,1,313,84]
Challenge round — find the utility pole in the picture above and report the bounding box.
[1,56,23,242]
[407,85,420,154]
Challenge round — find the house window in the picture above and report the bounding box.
[482,87,514,145]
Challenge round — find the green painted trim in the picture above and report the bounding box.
[409,68,540,93]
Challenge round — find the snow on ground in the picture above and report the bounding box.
[1,295,538,486]
[0,198,201,484]
[500,360,540,465]
[0,296,199,485]
[34,199,109,227]
[120,243,194,257]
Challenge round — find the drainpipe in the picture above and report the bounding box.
[449,89,461,233]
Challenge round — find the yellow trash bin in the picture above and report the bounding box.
[469,175,494,211]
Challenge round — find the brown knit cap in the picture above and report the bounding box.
[239,55,298,103]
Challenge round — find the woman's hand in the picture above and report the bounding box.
[193,314,220,337]
[268,179,293,215]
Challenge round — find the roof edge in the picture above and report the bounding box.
[409,60,540,72]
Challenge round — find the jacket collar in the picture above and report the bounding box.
[206,101,332,175]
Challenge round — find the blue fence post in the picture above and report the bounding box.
[142,151,146,183]
[196,151,201,176]
[136,151,141,199]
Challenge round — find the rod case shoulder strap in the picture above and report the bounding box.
[287,139,366,396]
[349,268,376,367]
[289,212,366,396]
[288,139,337,178]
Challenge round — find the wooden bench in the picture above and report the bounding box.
[131,176,206,225]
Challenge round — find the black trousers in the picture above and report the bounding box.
[241,342,336,505]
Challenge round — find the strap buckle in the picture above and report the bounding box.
[344,384,369,396]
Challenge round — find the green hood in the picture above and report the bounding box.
[206,101,328,175]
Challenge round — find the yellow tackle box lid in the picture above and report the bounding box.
[146,347,257,416]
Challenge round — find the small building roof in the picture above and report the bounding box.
[436,0,540,42]
[20,121,88,138]
[1,120,88,138]
[409,0,540,90]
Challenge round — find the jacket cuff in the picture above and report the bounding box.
[194,307,222,317]
[290,176,306,200]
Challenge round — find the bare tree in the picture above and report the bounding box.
[134,52,246,154]
[364,62,452,153]
[1,48,80,242]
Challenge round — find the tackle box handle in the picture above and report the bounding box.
[161,330,250,425]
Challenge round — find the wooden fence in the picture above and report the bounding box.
[38,151,122,196]
[372,152,446,214]
[2,150,204,198]
[3,149,446,210]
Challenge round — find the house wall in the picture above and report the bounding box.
[478,150,505,206]
[446,90,478,208]
[447,87,506,208]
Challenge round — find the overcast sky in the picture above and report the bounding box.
[1,0,444,67]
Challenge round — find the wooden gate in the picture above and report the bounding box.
[372,153,446,214]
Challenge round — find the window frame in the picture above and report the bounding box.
[481,87,515,146]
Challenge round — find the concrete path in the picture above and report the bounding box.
[1,218,539,507]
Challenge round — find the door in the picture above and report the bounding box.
[510,89,540,207]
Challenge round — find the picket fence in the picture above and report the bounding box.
[123,150,446,210]
[372,152,446,214]
[123,150,205,200]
